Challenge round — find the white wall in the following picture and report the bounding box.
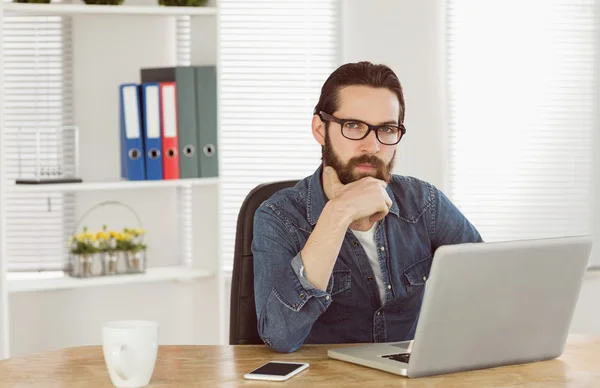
[340,0,600,336]
[340,0,447,190]
[8,1,224,358]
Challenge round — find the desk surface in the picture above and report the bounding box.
[0,334,599,387]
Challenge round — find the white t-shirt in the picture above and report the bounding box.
[351,222,386,306]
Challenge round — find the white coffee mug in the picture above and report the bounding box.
[102,320,159,388]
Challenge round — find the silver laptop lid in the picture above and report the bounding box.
[408,235,592,378]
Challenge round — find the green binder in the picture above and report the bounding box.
[140,66,199,179]
[194,66,219,178]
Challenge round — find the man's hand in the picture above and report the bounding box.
[324,166,392,231]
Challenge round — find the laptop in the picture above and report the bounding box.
[327,235,593,378]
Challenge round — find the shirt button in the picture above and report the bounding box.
[423,276,427,281]
[387,284,392,290]
[299,293,305,299]
[376,311,381,316]
[353,241,360,247]
[380,246,385,251]
[325,295,330,300]
[367,276,373,282]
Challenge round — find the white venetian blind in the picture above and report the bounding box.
[2,8,75,271]
[176,15,191,66]
[446,1,594,244]
[219,0,338,271]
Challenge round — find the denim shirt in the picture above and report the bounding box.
[252,165,483,353]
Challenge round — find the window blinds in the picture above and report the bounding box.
[445,1,594,244]
[2,9,74,271]
[219,0,339,271]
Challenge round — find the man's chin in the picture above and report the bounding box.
[352,170,393,183]
[354,171,375,179]
[351,170,379,182]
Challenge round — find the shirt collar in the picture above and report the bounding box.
[306,165,400,227]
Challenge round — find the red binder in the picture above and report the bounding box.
[159,82,180,179]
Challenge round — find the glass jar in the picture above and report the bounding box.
[102,252,119,275]
[122,250,146,274]
[72,253,94,277]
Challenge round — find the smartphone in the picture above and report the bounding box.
[243,361,309,381]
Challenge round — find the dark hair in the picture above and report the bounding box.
[313,61,406,123]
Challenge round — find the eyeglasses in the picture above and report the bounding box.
[317,111,405,145]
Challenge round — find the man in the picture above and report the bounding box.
[251,61,483,353]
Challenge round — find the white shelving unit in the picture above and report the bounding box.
[8,265,214,293]
[0,0,223,359]
[6,177,219,193]
[2,2,217,15]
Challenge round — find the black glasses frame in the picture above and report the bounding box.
[317,111,406,145]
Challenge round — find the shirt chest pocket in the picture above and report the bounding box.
[318,269,352,324]
[331,269,352,297]
[403,255,432,295]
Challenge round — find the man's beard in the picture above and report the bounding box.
[322,129,396,185]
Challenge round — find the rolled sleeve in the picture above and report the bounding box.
[284,252,334,310]
[252,204,334,353]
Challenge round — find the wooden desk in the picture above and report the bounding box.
[0,334,599,387]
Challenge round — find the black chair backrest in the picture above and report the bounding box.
[229,179,299,345]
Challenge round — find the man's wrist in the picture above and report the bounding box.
[323,199,354,229]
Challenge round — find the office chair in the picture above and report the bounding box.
[229,179,299,345]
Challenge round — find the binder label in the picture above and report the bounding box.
[146,85,161,139]
[123,85,141,139]
[162,84,177,138]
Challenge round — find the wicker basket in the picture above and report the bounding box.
[67,200,147,278]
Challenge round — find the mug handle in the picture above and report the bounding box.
[111,343,130,380]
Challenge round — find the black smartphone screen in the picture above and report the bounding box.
[249,362,304,376]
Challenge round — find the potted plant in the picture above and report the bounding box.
[115,227,147,273]
[69,226,99,277]
[96,225,120,275]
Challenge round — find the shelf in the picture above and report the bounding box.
[7,266,214,293]
[6,177,219,193]
[1,2,217,16]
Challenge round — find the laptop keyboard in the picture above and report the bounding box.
[381,352,411,363]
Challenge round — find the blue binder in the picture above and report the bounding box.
[141,83,163,180]
[119,83,146,181]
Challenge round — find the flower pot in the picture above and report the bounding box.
[71,254,95,277]
[101,252,119,275]
[121,250,146,274]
